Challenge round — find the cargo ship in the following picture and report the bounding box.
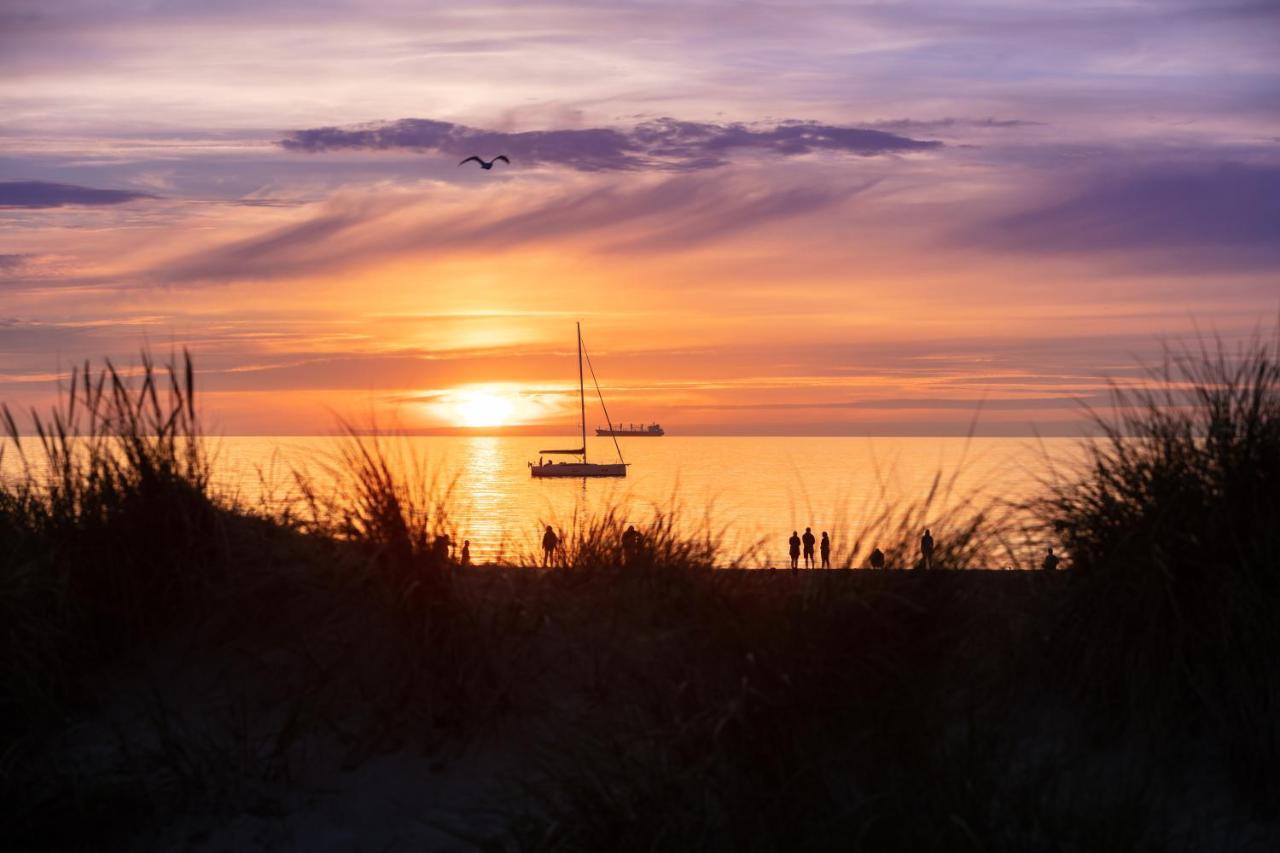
[596,422,665,437]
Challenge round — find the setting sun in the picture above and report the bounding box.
[449,388,517,428]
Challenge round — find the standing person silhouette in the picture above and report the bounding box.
[542,525,558,567]
[788,530,801,571]
[622,524,640,567]
[461,539,471,567]
[820,532,831,569]
[920,528,935,570]
[802,527,816,568]
[1042,547,1060,572]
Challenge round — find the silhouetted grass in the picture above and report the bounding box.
[0,353,218,726]
[2,338,1278,851]
[843,469,1026,570]
[1038,332,1280,812]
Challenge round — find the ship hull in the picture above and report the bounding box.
[531,462,627,478]
[595,429,664,437]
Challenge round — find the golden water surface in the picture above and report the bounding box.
[209,435,1085,566]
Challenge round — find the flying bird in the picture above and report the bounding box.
[458,155,510,170]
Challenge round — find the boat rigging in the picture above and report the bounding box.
[530,323,627,479]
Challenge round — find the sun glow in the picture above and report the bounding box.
[448,388,517,428]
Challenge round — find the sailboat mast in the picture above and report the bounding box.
[577,322,587,463]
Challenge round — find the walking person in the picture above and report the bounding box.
[788,530,801,571]
[802,527,816,568]
[542,525,558,567]
[820,531,831,569]
[920,528,935,570]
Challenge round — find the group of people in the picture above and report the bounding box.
[784,527,1063,571]
[462,524,1063,571]
[786,528,833,569]
[437,524,646,569]
[783,527,929,570]
[540,523,648,567]
[427,533,472,566]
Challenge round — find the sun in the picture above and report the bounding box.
[450,389,516,428]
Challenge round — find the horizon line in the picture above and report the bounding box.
[194,428,1098,439]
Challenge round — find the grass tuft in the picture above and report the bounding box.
[1039,332,1280,809]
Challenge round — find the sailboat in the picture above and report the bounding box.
[530,323,627,478]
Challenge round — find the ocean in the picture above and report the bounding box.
[210,435,1085,567]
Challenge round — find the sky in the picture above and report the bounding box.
[1,0,1278,435]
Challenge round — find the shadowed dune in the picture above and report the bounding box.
[2,335,1278,851]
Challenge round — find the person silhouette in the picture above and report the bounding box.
[542,525,558,567]
[788,530,801,571]
[820,531,831,569]
[869,547,885,570]
[434,533,451,564]
[622,524,640,566]
[802,527,816,568]
[920,528,934,570]
[461,539,471,567]
[1041,547,1060,572]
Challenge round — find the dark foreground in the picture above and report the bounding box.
[4,341,1279,851]
[6,563,1279,852]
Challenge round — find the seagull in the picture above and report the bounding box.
[458,155,510,170]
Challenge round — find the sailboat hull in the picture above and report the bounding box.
[531,462,627,478]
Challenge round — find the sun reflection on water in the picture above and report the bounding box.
[211,436,1084,567]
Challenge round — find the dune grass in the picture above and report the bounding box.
[1,334,1278,850]
[1038,332,1280,811]
[1,353,215,726]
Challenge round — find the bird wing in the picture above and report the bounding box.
[493,155,510,164]
[458,156,482,166]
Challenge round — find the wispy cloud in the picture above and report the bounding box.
[158,170,869,284]
[0,181,156,208]
[279,117,941,171]
[691,395,1100,412]
[870,117,1045,133]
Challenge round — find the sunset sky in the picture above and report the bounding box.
[2,0,1277,435]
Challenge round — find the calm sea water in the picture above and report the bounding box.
[209,435,1084,566]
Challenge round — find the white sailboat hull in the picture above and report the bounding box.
[531,462,627,478]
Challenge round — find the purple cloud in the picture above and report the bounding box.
[279,117,940,171]
[0,181,156,208]
[869,117,1045,132]
[980,163,1280,263]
